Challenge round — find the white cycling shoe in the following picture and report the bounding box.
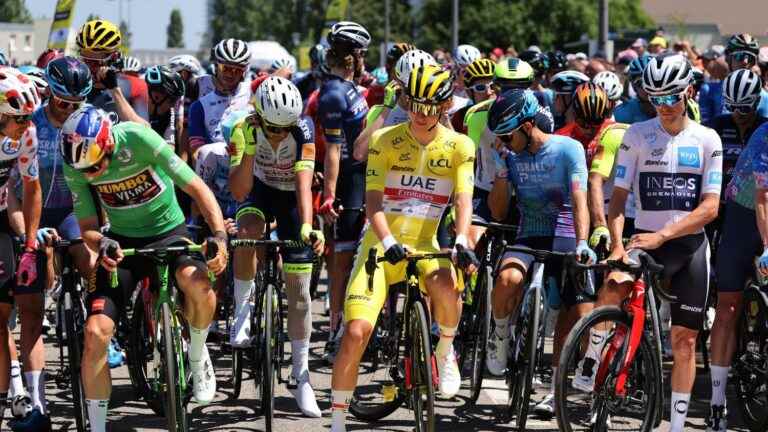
[230,304,251,348]
[191,345,217,405]
[437,347,461,399]
[288,370,322,418]
[485,331,508,376]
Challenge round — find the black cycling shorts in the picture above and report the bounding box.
[334,167,366,251]
[472,187,493,223]
[0,211,46,300]
[86,224,205,324]
[715,201,762,293]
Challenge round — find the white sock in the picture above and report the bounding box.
[234,278,254,310]
[670,392,690,432]
[586,329,608,360]
[86,399,108,432]
[189,325,209,363]
[710,365,729,407]
[436,324,457,358]
[24,370,44,412]
[494,315,510,338]
[9,361,23,397]
[331,389,352,432]
[291,339,310,377]
[550,367,557,394]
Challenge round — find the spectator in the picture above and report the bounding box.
[506,46,518,58]
[648,36,667,54]
[490,47,504,62]
[586,59,608,78]
[630,38,647,57]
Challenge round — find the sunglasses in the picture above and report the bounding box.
[727,103,756,114]
[469,83,491,93]
[52,95,85,110]
[7,114,32,124]
[80,52,121,67]
[408,100,442,116]
[217,63,246,75]
[78,153,110,174]
[261,119,291,134]
[649,93,685,107]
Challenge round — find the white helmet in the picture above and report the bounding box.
[723,69,763,106]
[122,56,141,73]
[328,21,371,49]
[270,55,296,74]
[254,76,303,126]
[642,53,692,96]
[395,49,437,84]
[592,71,623,101]
[213,38,251,66]
[0,67,40,116]
[168,54,202,76]
[453,44,481,68]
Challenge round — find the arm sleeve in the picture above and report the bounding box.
[134,124,197,188]
[701,129,724,195]
[63,164,97,221]
[293,116,316,172]
[565,140,588,192]
[318,89,347,146]
[228,119,248,168]
[613,126,639,191]
[454,136,476,195]
[187,100,210,142]
[17,127,38,181]
[590,125,627,178]
[365,129,388,192]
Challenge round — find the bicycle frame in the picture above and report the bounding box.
[402,258,438,391]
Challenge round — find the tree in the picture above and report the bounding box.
[167,9,185,48]
[119,20,132,52]
[349,0,415,68]
[85,13,101,22]
[0,0,32,24]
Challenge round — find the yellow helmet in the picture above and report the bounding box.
[76,19,122,52]
[464,58,496,86]
[407,65,454,115]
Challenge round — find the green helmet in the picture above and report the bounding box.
[493,58,534,89]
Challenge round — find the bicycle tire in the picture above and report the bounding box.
[309,253,323,300]
[126,293,164,416]
[644,288,664,428]
[468,265,492,403]
[507,284,540,429]
[734,285,768,432]
[231,348,244,398]
[161,303,189,432]
[555,306,661,432]
[410,301,435,432]
[257,283,276,431]
[64,290,87,432]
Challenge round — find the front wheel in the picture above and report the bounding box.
[64,290,87,432]
[733,285,768,432]
[254,283,276,431]
[507,284,541,429]
[161,303,189,432]
[126,292,164,416]
[467,265,492,403]
[410,301,435,432]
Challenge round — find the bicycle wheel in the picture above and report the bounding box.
[410,300,435,432]
[126,293,164,416]
[350,294,406,421]
[733,285,768,432]
[507,284,540,429]
[64,289,87,432]
[555,306,661,432]
[161,303,189,432]
[255,283,276,431]
[467,265,492,403]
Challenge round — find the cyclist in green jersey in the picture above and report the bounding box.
[60,106,228,432]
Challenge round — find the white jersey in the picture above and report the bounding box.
[614,118,723,232]
[0,128,39,190]
[195,142,239,217]
[188,81,251,144]
[197,74,216,99]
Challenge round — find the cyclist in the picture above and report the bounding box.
[452,44,482,98]
[59,106,228,431]
[613,54,655,124]
[592,70,624,109]
[35,49,63,70]
[0,67,44,422]
[520,50,555,113]
[75,19,148,122]
[549,69,590,129]
[145,65,186,146]
[317,21,370,364]
[451,58,495,133]
[187,38,252,155]
[330,65,478,431]
[295,44,328,101]
[704,68,768,432]
[484,89,594,417]
[270,55,296,79]
[168,54,211,114]
[227,76,324,416]
[589,53,722,432]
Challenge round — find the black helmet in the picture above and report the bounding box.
[547,50,567,72]
[144,65,185,99]
[309,44,326,65]
[519,50,550,76]
[726,33,759,56]
[45,56,93,98]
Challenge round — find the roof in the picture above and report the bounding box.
[642,0,768,37]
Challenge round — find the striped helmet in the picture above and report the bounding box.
[464,58,496,86]
[723,69,762,106]
[407,65,454,115]
[212,38,251,66]
[573,83,610,124]
[76,19,122,52]
[642,53,692,96]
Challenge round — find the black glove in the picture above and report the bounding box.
[383,243,407,265]
[103,68,119,89]
[99,236,120,260]
[205,230,228,261]
[455,244,480,271]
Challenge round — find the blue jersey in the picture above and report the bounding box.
[505,135,588,238]
[698,80,724,123]
[317,75,368,170]
[613,98,652,124]
[32,106,72,209]
[727,122,768,209]
[704,114,768,193]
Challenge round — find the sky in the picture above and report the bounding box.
[25,0,208,50]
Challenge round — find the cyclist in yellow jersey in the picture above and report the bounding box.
[330,65,479,432]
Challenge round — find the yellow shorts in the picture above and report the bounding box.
[344,231,462,326]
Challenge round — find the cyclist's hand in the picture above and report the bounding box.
[605,248,629,264]
[627,232,665,251]
[589,226,611,250]
[384,243,407,265]
[98,67,119,90]
[576,240,597,265]
[319,196,339,223]
[301,223,325,255]
[453,244,479,274]
[36,227,60,246]
[224,218,238,236]
[16,249,38,287]
[759,247,768,276]
[99,237,123,272]
[204,232,229,276]
[383,81,399,108]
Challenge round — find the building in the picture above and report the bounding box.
[0,19,52,65]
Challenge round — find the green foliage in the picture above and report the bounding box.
[167,9,185,48]
[85,13,101,22]
[0,0,33,24]
[349,0,414,67]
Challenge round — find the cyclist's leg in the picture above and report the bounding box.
[0,232,15,413]
[331,233,390,432]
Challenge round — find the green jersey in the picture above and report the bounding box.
[64,122,196,238]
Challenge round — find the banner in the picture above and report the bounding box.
[47,0,77,51]
[324,0,349,26]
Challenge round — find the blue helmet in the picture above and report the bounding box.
[627,54,653,80]
[488,89,540,135]
[371,67,388,85]
[45,56,92,98]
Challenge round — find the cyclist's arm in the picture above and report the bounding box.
[353,105,388,161]
[588,172,607,228]
[365,132,393,242]
[609,128,637,254]
[319,91,346,201]
[323,145,340,201]
[109,87,149,126]
[64,164,104,254]
[17,129,41,247]
[453,135,477,241]
[294,117,316,226]
[181,176,226,235]
[607,187,629,254]
[187,100,209,155]
[366,190,393,242]
[489,175,509,221]
[756,189,768,247]
[566,141,590,242]
[228,118,255,202]
[5,183,24,236]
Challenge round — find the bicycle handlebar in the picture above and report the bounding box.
[49,238,85,249]
[229,238,307,249]
[470,220,518,232]
[122,244,204,257]
[364,247,455,276]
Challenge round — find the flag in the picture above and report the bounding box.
[47,0,77,50]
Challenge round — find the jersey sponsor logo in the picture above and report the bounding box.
[115,147,133,164]
[399,174,437,191]
[429,158,452,169]
[366,169,378,177]
[708,171,723,185]
[639,172,701,211]
[644,159,668,166]
[651,148,665,158]
[620,143,630,151]
[391,136,405,148]
[390,164,414,172]
[677,147,701,168]
[615,165,627,179]
[1,139,19,156]
[724,146,742,157]
[93,168,165,209]
[711,150,723,158]
[399,152,412,162]
[643,132,658,144]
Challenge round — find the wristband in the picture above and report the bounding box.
[455,234,468,248]
[382,235,397,251]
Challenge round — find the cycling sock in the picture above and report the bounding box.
[436,324,457,358]
[9,360,23,397]
[24,370,45,412]
[669,391,690,432]
[233,278,254,311]
[493,315,510,338]
[331,389,352,432]
[291,339,310,377]
[285,263,313,341]
[85,399,108,432]
[189,325,209,363]
[710,365,729,406]
[585,329,608,361]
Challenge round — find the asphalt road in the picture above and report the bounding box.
[39,275,753,432]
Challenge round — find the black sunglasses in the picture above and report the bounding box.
[8,114,32,123]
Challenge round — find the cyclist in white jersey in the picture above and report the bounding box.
[582,54,723,432]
